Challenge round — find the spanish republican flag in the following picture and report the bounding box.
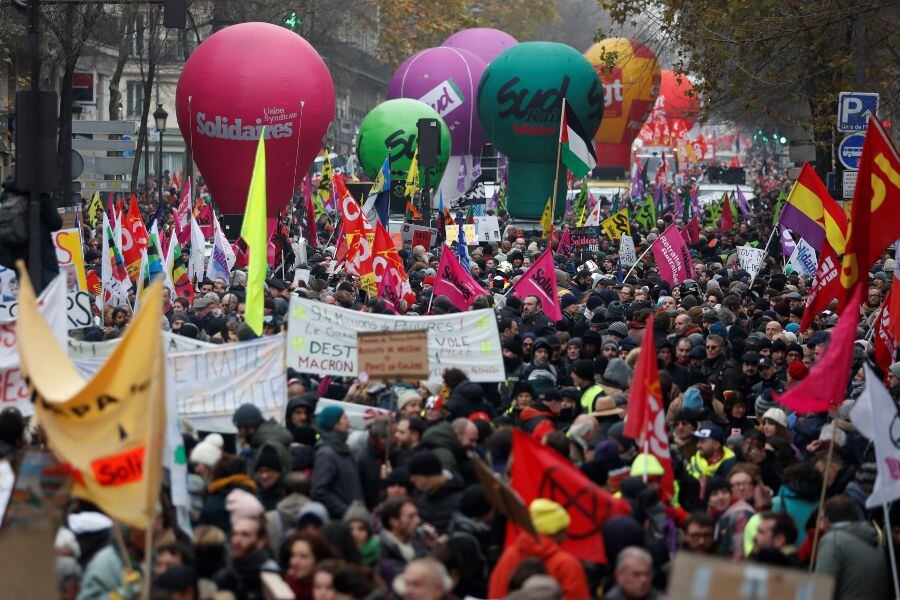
[838,118,900,309]
[778,163,848,254]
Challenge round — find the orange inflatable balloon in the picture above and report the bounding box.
[584,38,660,169]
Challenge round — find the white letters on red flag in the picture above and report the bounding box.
[800,243,841,331]
[623,313,674,501]
[510,250,561,321]
[335,178,377,293]
[432,249,489,312]
[874,289,895,377]
[373,221,415,304]
[651,224,695,286]
[377,266,401,314]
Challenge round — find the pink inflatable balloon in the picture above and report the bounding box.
[176,22,334,217]
[442,28,518,64]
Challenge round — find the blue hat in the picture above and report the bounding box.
[316,405,345,432]
[683,387,703,411]
[709,322,727,337]
[785,322,800,333]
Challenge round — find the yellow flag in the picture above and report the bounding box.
[405,148,420,197]
[601,207,631,240]
[540,197,553,238]
[88,192,103,226]
[17,267,165,528]
[241,132,268,336]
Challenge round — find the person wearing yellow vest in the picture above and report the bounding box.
[686,424,737,483]
[571,359,606,412]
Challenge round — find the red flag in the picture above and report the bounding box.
[688,215,699,243]
[623,313,675,501]
[121,194,148,280]
[174,177,192,244]
[335,178,377,293]
[510,250,561,321]
[838,118,900,309]
[373,222,415,304]
[510,430,631,564]
[890,278,900,340]
[377,264,401,314]
[718,195,734,232]
[874,289,895,378]
[555,227,573,258]
[774,285,863,413]
[800,243,841,331]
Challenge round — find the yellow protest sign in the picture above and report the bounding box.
[17,268,165,528]
[601,207,631,240]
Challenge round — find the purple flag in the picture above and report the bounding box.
[471,155,482,181]
[690,187,700,215]
[674,190,684,218]
[631,161,644,198]
[780,226,797,258]
[652,224,696,286]
[457,160,467,193]
[488,186,498,211]
[735,186,751,215]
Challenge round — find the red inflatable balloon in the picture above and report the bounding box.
[176,23,334,217]
[658,70,698,131]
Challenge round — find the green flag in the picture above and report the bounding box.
[573,181,588,220]
[704,195,724,228]
[241,131,268,335]
[633,195,656,230]
[772,188,787,226]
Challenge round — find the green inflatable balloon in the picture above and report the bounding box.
[477,42,603,220]
[356,98,450,190]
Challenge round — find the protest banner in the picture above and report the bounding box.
[475,216,502,243]
[0,289,94,330]
[315,397,391,431]
[287,298,504,382]
[67,330,214,360]
[400,223,437,248]
[651,225,695,286]
[0,276,68,415]
[570,226,601,253]
[737,245,767,281]
[667,552,833,600]
[619,234,637,266]
[358,330,429,380]
[444,223,478,245]
[786,238,818,277]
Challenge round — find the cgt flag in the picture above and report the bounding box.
[432,248,488,312]
[651,224,695,286]
[850,364,900,508]
[510,250,562,321]
[510,430,631,564]
[17,268,166,529]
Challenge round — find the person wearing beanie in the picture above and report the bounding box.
[446,485,494,597]
[311,405,363,518]
[601,358,632,395]
[190,433,225,476]
[489,499,589,600]
[571,358,605,413]
[786,360,808,384]
[232,403,292,470]
[285,391,319,436]
[407,450,464,534]
[397,391,423,417]
[343,503,380,567]
[252,441,292,510]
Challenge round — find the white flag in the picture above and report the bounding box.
[850,364,900,508]
[188,213,207,283]
[206,212,235,284]
[619,233,637,266]
[787,238,818,277]
[101,212,131,308]
[584,202,603,226]
[736,245,766,282]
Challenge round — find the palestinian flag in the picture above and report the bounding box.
[560,101,596,179]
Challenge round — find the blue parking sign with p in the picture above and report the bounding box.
[838,92,878,132]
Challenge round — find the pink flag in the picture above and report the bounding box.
[651,224,695,286]
[774,285,863,413]
[377,266,401,314]
[511,249,561,321]
[556,228,573,258]
[680,225,691,246]
[432,249,489,311]
[174,177,192,244]
[688,215,699,243]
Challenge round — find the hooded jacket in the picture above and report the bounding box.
[312,431,364,518]
[199,473,257,534]
[420,421,466,475]
[488,532,589,600]
[444,380,494,420]
[416,471,465,534]
[772,478,819,546]
[815,521,890,600]
[518,404,555,434]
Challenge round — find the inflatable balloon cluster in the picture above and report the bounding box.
[176,22,335,219]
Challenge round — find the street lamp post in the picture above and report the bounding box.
[153,103,168,206]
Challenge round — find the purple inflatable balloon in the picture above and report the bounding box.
[387,46,487,156]
[442,28,518,64]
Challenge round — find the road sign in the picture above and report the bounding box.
[838,133,866,170]
[81,156,133,175]
[72,138,134,152]
[71,120,136,135]
[838,92,878,132]
[79,180,131,192]
[842,170,858,199]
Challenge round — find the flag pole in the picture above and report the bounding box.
[622,244,655,283]
[809,423,837,571]
[884,502,900,600]
[549,98,565,239]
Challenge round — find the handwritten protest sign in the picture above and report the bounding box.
[288,298,504,382]
[570,226,601,253]
[400,223,437,248]
[737,245,767,281]
[358,330,429,380]
[444,223,478,245]
[619,234,637,266]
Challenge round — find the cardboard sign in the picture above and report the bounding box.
[444,223,478,245]
[358,329,429,380]
[475,216,502,242]
[570,226,602,253]
[412,229,432,249]
[401,223,437,248]
[667,553,833,600]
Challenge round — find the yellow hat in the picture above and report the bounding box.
[630,453,664,477]
[529,499,570,535]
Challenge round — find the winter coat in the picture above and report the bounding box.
[703,354,742,400]
[213,548,281,600]
[447,512,492,598]
[77,543,140,600]
[815,521,891,600]
[420,422,466,476]
[488,532,589,600]
[518,404,555,434]
[199,473,257,534]
[265,492,311,556]
[379,529,428,585]
[312,431,364,518]
[772,481,819,545]
[521,310,556,337]
[715,499,755,561]
[444,380,494,420]
[251,419,293,449]
[416,472,465,534]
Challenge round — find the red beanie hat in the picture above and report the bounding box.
[787,360,808,380]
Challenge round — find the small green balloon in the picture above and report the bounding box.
[356,98,450,188]
[478,42,604,220]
